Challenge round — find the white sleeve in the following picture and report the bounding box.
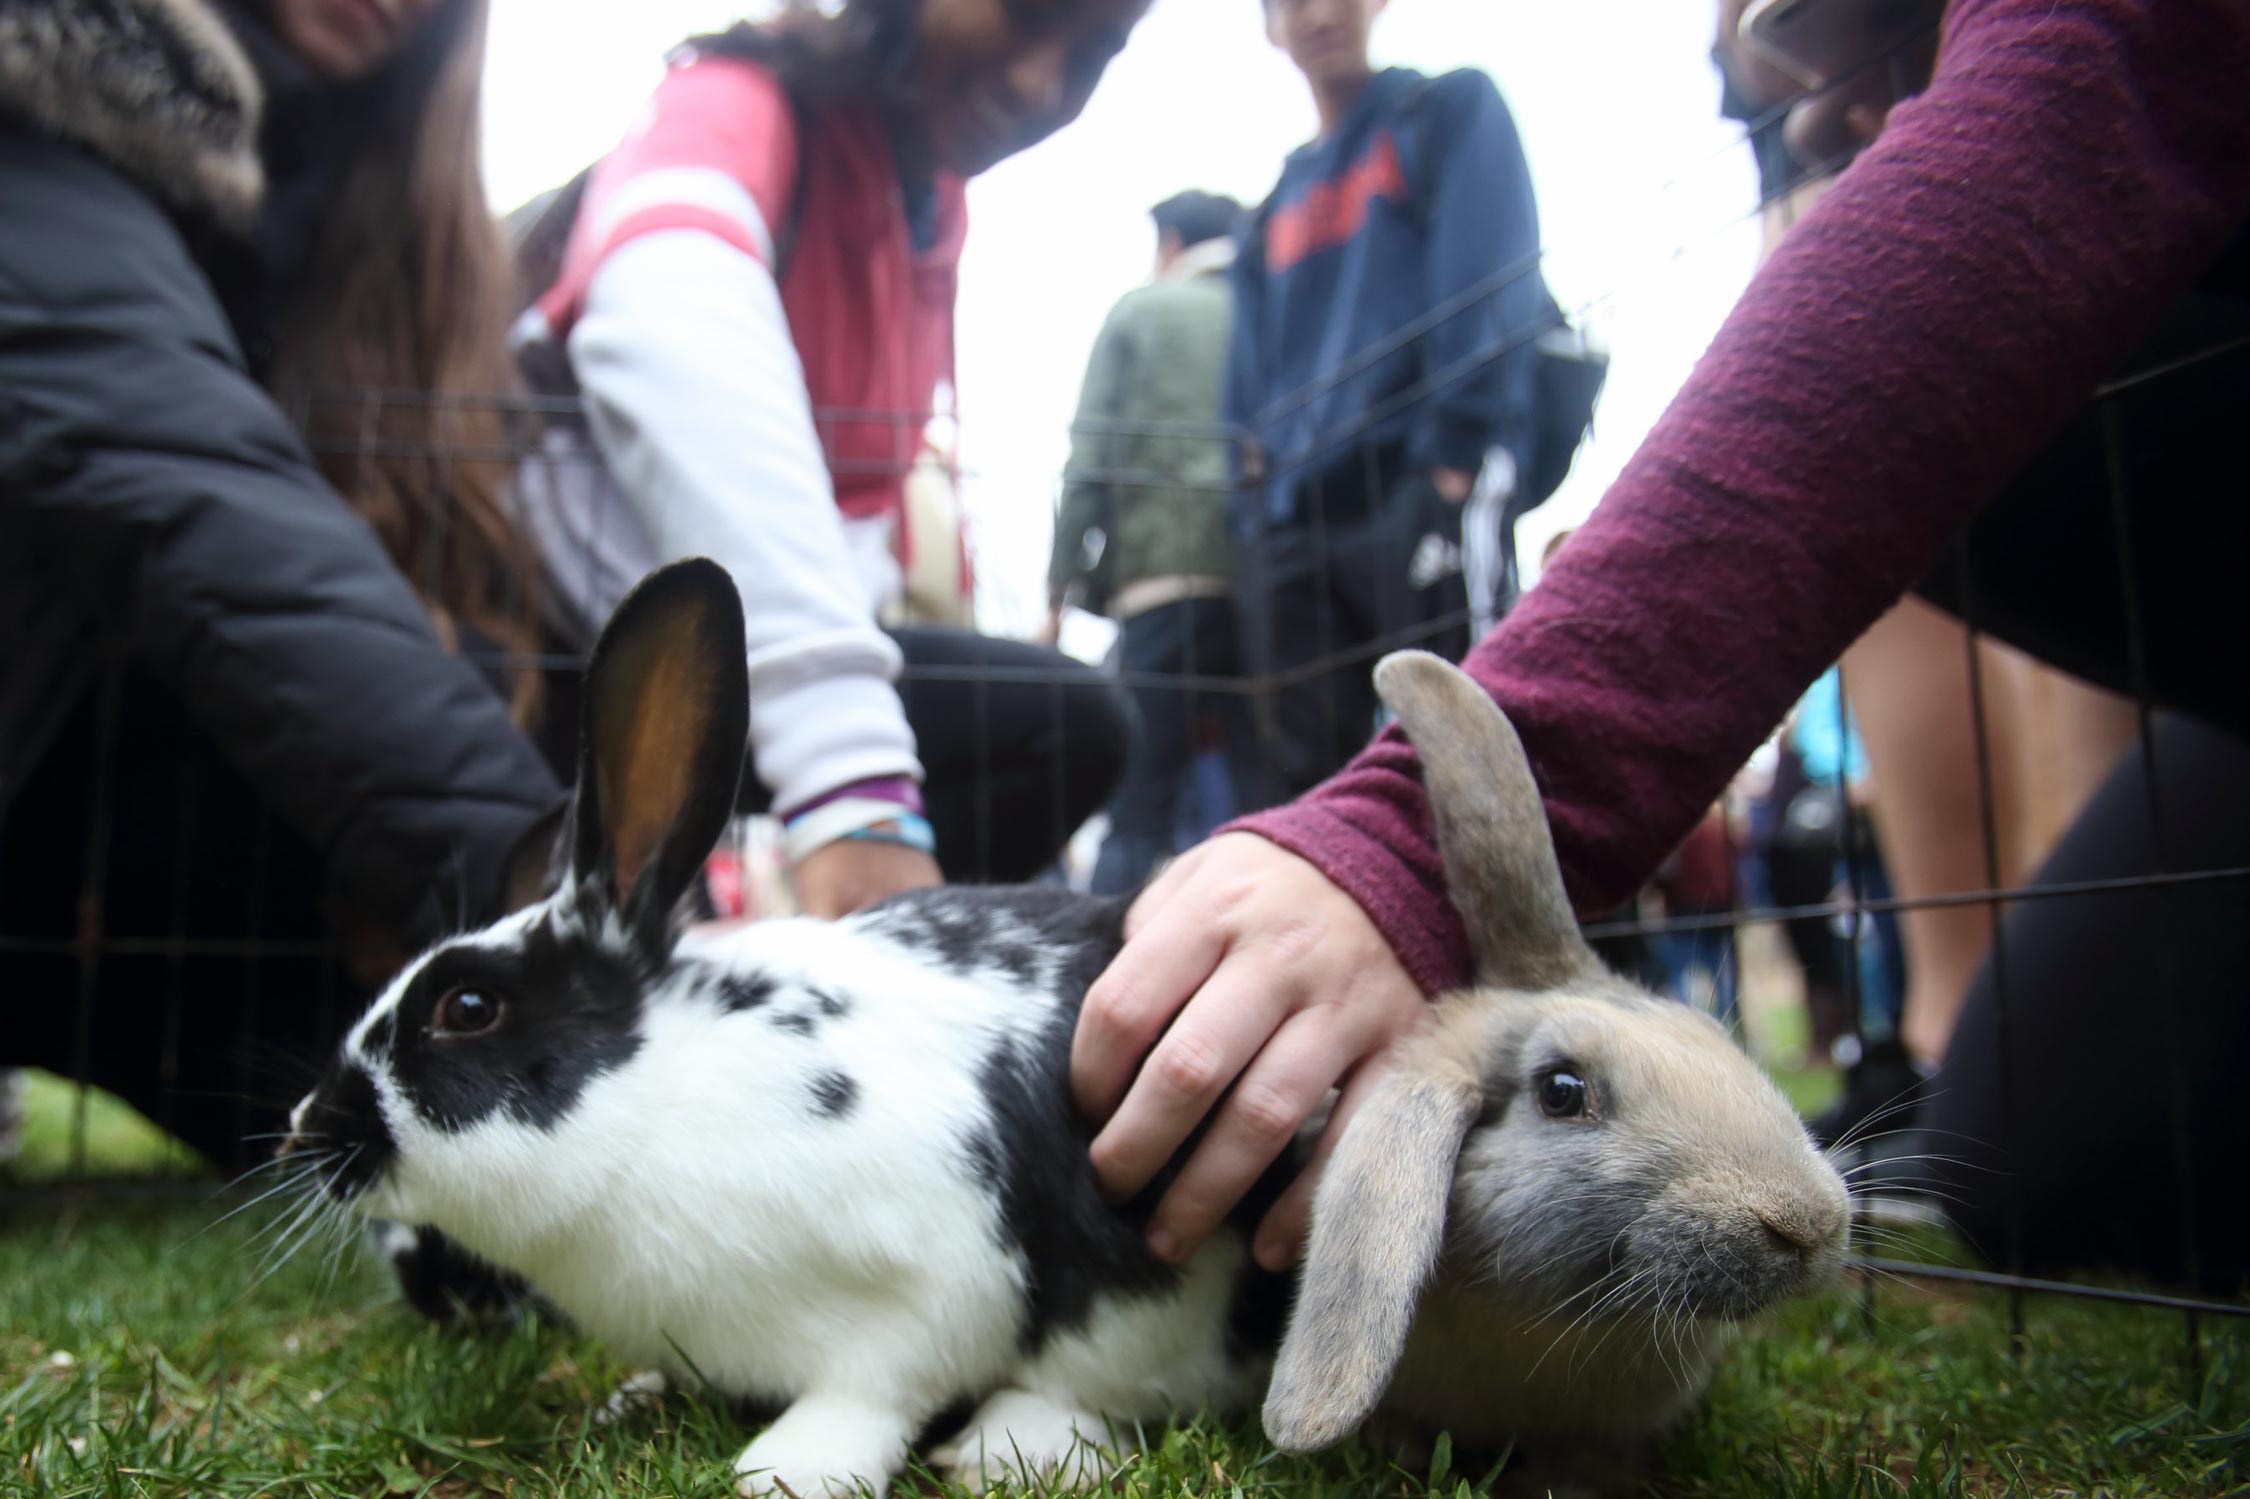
[568,229,923,814]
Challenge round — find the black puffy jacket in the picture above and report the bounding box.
[0,0,561,948]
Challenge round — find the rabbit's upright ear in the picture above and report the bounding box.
[500,800,570,914]
[1264,1049,1483,1453]
[1374,651,1594,991]
[568,559,748,950]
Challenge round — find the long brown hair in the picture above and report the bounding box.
[271,0,544,726]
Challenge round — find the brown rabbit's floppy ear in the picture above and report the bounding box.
[570,559,749,947]
[1374,651,1595,991]
[1264,1053,1483,1454]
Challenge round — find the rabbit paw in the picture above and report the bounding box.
[595,1370,667,1428]
[930,1389,1115,1493]
[733,1395,912,1499]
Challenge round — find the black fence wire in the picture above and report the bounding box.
[4,11,2245,1400]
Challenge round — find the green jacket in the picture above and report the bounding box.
[1047,255,1237,615]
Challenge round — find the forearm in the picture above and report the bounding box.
[29,451,560,942]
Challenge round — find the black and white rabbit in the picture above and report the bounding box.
[284,560,1848,1497]
[285,560,1283,1496]
[1260,652,1852,1480]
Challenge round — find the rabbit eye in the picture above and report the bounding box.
[433,987,504,1038]
[1536,1069,1591,1120]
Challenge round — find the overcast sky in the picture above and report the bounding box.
[484,0,1767,644]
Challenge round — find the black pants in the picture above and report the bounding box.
[1236,469,1474,800]
[1911,300,2250,1288]
[726,629,1128,885]
[1925,715,2250,1290]
[1090,598,1266,897]
[4,633,1124,1171]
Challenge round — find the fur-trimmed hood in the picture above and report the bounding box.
[0,0,263,228]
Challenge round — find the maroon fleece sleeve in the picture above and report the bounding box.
[1229,0,2250,998]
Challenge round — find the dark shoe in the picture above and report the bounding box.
[1809,1036,1930,1150]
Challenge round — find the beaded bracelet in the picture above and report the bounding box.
[783,797,932,865]
[839,812,937,856]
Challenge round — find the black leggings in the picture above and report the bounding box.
[4,634,1125,1171]
[835,628,1127,885]
[1234,469,1474,799]
[1911,298,2250,1289]
[1924,715,2250,1291]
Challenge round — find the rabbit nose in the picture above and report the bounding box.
[1755,1206,1827,1256]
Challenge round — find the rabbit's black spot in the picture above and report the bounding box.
[808,986,849,1019]
[298,1063,394,1200]
[971,1022,1176,1349]
[386,1224,527,1324]
[986,939,1042,984]
[808,1070,858,1119]
[962,1131,1006,1192]
[862,885,1128,990]
[717,973,775,1012]
[670,959,774,1013]
[384,922,644,1132]
[359,1012,397,1063]
[770,1009,817,1038]
[1228,1254,1292,1358]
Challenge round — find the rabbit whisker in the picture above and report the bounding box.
[191,1153,334,1241]
[1826,1085,1949,1156]
[248,1146,362,1294]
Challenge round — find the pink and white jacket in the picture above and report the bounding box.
[516,52,968,820]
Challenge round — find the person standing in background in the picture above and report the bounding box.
[1226,0,1562,798]
[512,0,1149,918]
[1046,191,1261,895]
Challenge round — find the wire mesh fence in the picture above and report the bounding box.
[4,8,2246,1406]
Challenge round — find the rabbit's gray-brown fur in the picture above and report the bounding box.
[1266,652,1851,1470]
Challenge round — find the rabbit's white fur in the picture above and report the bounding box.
[280,564,1277,1496]
[338,905,1262,1497]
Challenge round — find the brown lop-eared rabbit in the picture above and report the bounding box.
[1266,652,1852,1488]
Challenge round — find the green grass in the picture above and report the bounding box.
[6,1069,2246,1498]
[2,1188,2242,1498]
[7,1071,202,1182]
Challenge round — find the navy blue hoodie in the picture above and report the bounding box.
[1226,67,1559,528]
